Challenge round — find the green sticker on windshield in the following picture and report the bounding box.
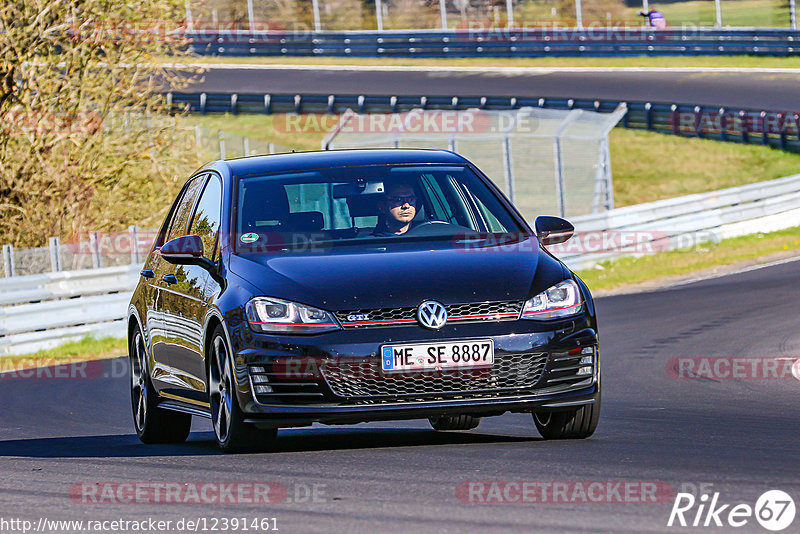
[240,232,259,243]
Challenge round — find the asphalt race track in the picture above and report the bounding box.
[1,259,799,533]
[187,65,800,111]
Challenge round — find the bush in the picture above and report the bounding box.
[0,0,200,247]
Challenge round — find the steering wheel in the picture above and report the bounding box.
[405,220,451,235]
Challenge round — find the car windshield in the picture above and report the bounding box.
[234,164,526,252]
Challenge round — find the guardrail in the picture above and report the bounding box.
[185,28,800,57]
[168,91,800,153]
[0,265,140,355]
[561,173,800,271]
[3,172,799,356]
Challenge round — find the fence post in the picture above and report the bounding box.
[439,0,448,29]
[375,0,384,31]
[89,231,102,269]
[268,142,275,154]
[501,135,515,203]
[247,0,255,32]
[185,1,194,31]
[49,237,62,272]
[194,125,202,160]
[312,0,322,32]
[553,137,566,218]
[575,0,583,29]
[243,136,250,156]
[219,131,226,159]
[791,0,797,29]
[2,244,14,277]
[129,225,140,265]
[714,0,722,27]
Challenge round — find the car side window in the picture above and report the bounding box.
[165,174,207,243]
[189,174,223,261]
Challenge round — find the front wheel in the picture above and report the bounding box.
[533,400,600,440]
[208,326,277,453]
[129,327,191,444]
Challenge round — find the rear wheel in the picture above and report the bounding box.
[429,415,481,431]
[208,326,277,453]
[533,401,600,440]
[129,327,191,444]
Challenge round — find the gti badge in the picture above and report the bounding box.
[417,301,448,330]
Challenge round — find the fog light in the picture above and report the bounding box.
[577,367,593,376]
[252,375,270,384]
[254,385,274,393]
[250,365,266,373]
[579,355,594,365]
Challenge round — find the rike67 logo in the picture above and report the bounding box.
[668,490,796,531]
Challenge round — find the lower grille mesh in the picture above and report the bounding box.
[321,352,548,399]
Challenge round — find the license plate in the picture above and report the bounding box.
[381,339,494,373]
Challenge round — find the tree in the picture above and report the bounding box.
[0,0,199,247]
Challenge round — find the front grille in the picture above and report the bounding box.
[336,301,524,328]
[321,352,547,400]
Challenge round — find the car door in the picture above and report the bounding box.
[150,173,208,393]
[165,173,223,404]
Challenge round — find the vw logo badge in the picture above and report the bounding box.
[417,301,448,330]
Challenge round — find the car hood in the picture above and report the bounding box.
[228,237,567,311]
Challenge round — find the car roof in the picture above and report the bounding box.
[204,148,470,177]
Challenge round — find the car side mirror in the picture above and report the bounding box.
[160,235,205,265]
[535,216,574,245]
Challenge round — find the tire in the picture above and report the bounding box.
[429,415,481,431]
[532,400,600,440]
[129,327,191,444]
[208,326,277,453]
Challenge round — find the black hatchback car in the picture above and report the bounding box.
[128,149,600,452]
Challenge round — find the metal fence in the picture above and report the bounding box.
[1,227,153,278]
[186,0,798,32]
[193,124,293,159]
[323,106,626,218]
[170,91,800,153]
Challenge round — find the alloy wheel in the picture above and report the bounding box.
[130,331,148,432]
[210,335,233,443]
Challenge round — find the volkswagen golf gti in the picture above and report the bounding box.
[127,149,600,452]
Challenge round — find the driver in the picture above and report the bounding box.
[372,181,418,236]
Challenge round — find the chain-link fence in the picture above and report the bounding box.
[187,0,799,31]
[323,106,626,221]
[1,229,156,278]
[194,126,293,160]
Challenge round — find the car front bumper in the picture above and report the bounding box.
[230,314,599,427]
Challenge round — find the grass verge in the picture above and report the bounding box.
[1,336,127,372]
[576,226,800,292]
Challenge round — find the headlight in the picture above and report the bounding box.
[520,280,584,320]
[246,297,341,334]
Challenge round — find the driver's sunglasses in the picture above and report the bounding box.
[385,195,417,207]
